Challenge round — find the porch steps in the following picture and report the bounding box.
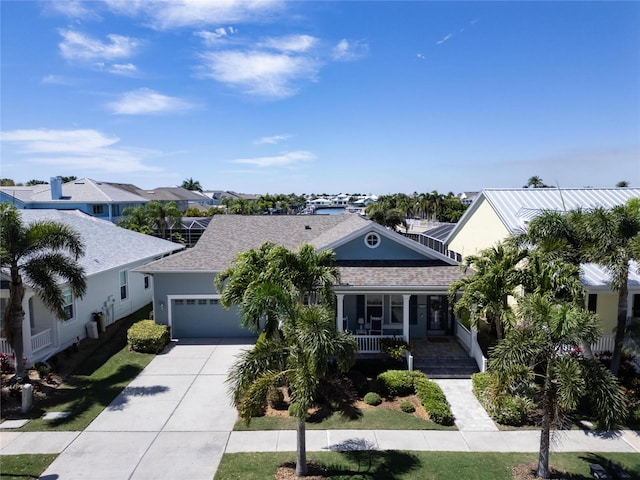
[411,337,480,379]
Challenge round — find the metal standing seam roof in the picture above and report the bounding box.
[16,210,184,277]
[481,188,640,235]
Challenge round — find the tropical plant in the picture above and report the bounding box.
[449,243,527,339]
[220,243,356,477]
[181,177,203,192]
[523,176,550,188]
[118,205,153,235]
[490,292,627,479]
[145,201,183,240]
[0,204,86,378]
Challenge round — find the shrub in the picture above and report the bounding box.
[127,320,170,354]
[400,400,415,413]
[377,370,425,396]
[364,391,382,406]
[34,361,50,378]
[415,377,454,426]
[268,388,287,410]
[0,353,15,374]
[472,372,532,426]
[380,338,411,361]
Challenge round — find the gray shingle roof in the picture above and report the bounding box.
[337,266,465,289]
[28,178,148,203]
[18,210,184,276]
[138,214,373,273]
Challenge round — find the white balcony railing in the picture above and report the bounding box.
[31,329,53,353]
[353,335,395,353]
[0,337,12,355]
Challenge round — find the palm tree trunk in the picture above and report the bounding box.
[295,419,308,477]
[6,273,26,378]
[610,287,629,376]
[537,373,552,479]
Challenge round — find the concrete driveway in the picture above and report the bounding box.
[39,339,252,480]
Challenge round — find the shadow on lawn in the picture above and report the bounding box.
[578,453,640,480]
[325,448,421,479]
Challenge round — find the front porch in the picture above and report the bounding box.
[0,328,55,366]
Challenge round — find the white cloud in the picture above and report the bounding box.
[199,50,320,98]
[416,53,425,60]
[47,1,102,21]
[58,29,141,61]
[41,75,75,86]
[332,39,369,61]
[195,27,237,46]
[231,150,315,167]
[106,88,195,115]
[260,35,318,53]
[254,134,291,145]
[0,128,162,174]
[109,63,138,75]
[436,33,454,45]
[105,0,284,30]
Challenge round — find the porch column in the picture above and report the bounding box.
[402,294,411,343]
[336,294,344,332]
[22,293,33,367]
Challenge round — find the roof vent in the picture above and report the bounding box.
[305,225,311,230]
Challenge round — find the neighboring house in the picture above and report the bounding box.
[200,190,259,206]
[458,191,479,206]
[136,214,466,353]
[0,210,184,365]
[0,177,148,222]
[446,188,640,349]
[109,185,208,211]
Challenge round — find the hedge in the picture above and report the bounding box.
[377,370,425,396]
[127,320,170,354]
[415,377,455,426]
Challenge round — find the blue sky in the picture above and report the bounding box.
[1,1,638,194]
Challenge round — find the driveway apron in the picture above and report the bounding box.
[39,339,251,480]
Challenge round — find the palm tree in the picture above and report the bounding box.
[218,243,356,476]
[365,203,407,232]
[145,201,183,239]
[491,292,626,479]
[581,200,640,375]
[0,204,86,378]
[181,177,203,192]
[118,204,153,234]
[523,176,548,188]
[449,243,527,339]
[616,180,630,188]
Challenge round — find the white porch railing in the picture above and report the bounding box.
[31,329,53,354]
[0,337,12,355]
[353,335,395,353]
[456,320,487,372]
[591,334,616,353]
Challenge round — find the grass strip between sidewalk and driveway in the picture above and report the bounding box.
[215,451,640,480]
[8,305,155,432]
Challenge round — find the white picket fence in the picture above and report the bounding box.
[591,334,616,353]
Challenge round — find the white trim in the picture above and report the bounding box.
[119,269,129,301]
[364,232,381,249]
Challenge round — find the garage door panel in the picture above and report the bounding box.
[171,299,253,338]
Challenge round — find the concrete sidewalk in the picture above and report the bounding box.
[1,351,639,479]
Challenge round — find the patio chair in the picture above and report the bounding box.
[369,316,383,335]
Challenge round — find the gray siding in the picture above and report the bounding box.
[334,233,426,261]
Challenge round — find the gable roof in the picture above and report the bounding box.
[137,214,372,273]
[23,178,148,204]
[17,210,184,276]
[448,188,640,240]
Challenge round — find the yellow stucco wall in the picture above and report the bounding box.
[448,198,511,259]
[595,292,618,334]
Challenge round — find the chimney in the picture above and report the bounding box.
[50,176,63,200]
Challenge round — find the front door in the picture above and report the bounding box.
[426,295,448,335]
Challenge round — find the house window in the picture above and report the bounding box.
[366,294,383,321]
[198,299,207,305]
[364,232,381,249]
[186,299,196,305]
[119,270,128,300]
[209,299,219,305]
[62,288,74,320]
[587,294,597,313]
[390,295,403,323]
[144,275,150,290]
[92,204,104,215]
[174,299,184,305]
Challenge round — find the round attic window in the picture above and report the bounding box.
[364,232,381,249]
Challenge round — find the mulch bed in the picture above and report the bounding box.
[275,461,328,479]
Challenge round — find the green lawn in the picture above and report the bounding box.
[234,407,455,431]
[0,454,57,480]
[4,305,155,432]
[215,451,640,480]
